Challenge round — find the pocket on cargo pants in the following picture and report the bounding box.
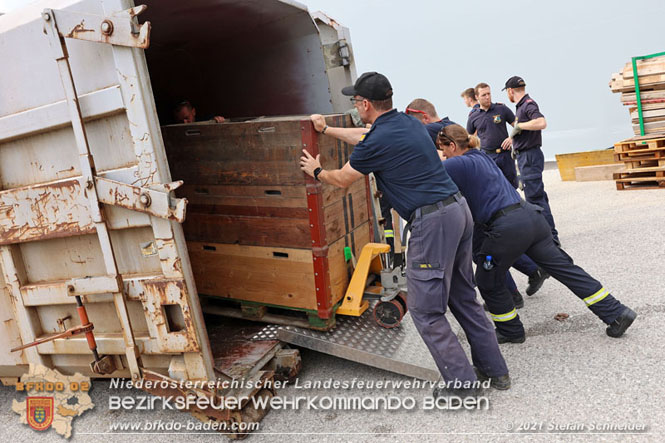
[406,267,446,317]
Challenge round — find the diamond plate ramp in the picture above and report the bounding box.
[253,310,440,381]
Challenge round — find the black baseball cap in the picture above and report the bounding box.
[342,72,393,100]
[502,76,526,90]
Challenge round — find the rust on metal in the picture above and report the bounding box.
[0,178,96,245]
[10,322,93,352]
[65,20,94,39]
[139,278,200,353]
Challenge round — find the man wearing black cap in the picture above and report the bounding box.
[502,76,559,244]
[300,72,511,396]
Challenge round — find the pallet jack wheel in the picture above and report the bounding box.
[373,292,407,329]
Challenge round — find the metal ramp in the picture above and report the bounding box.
[252,309,441,382]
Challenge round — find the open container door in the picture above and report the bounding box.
[0,0,215,382]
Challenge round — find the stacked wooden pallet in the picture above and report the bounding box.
[613,134,665,190]
[610,57,665,135]
[162,114,374,329]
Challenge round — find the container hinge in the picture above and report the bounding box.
[95,177,187,223]
[41,6,150,49]
[323,39,351,69]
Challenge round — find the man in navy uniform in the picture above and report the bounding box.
[467,83,550,300]
[467,83,518,188]
[436,124,637,343]
[503,76,559,244]
[404,98,457,144]
[461,88,479,109]
[300,72,510,394]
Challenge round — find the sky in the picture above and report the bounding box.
[2,0,664,159]
[301,0,665,159]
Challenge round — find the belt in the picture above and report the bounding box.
[402,191,462,246]
[484,201,523,227]
[482,148,504,154]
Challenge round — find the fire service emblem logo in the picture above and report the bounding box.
[27,397,54,431]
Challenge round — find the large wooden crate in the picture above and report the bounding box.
[162,115,374,328]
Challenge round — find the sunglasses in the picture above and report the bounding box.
[437,131,455,147]
[405,107,427,116]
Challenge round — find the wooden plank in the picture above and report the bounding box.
[322,181,371,244]
[183,213,310,247]
[179,184,307,208]
[187,242,318,311]
[555,149,617,181]
[163,115,354,186]
[574,164,625,182]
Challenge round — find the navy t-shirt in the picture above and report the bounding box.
[442,149,520,224]
[349,109,458,220]
[513,94,544,152]
[425,117,457,144]
[466,103,515,151]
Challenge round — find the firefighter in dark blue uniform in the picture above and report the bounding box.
[503,76,559,244]
[300,72,510,394]
[467,83,550,302]
[466,83,518,188]
[436,124,637,343]
[404,98,457,144]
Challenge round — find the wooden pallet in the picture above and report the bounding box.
[614,134,665,153]
[614,166,665,190]
[200,295,338,330]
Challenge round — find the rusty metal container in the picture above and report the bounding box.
[0,0,357,419]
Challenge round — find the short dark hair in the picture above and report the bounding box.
[474,83,490,96]
[369,97,393,112]
[407,98,437,116]
[173,100,193,115]
[461,88,476,100]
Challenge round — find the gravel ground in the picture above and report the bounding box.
[2,166,663,442]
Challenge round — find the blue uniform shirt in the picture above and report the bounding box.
[513,94,544,152]
[466,103,515,151]
[349,109,459,220]
[442,149,520,224]
[425,117,457,144]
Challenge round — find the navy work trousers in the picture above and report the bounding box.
[516,147,559,243]
[406,196,508,381]
[474,202,626,339]
[473,225,538,296]
[484,149,518,189]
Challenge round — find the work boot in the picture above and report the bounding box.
[606,307,637,338]
[474,367,511,390]
[526,268,550,296]
[432,385,482,407]
[495,330,526,344]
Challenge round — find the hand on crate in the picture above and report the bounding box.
[310,114,327,132]
[300,149,321,177]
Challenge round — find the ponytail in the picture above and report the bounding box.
[468,135,480,149]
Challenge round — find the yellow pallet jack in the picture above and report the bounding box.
[338,207,408,328]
